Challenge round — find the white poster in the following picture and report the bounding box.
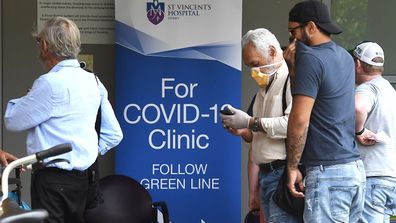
[37,0,114,44]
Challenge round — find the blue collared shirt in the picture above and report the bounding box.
[4,59,123,170]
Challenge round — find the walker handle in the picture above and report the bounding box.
[35,143,72,161]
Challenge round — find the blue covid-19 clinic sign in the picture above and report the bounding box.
[115,1,242,222]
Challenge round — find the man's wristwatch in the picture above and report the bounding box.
[355,128,365,136]
[251,117,260,132]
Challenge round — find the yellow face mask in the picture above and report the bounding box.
[250,60,282,88]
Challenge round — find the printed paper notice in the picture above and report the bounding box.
[37,0,114,44]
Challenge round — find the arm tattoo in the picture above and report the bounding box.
[287,126,308,169]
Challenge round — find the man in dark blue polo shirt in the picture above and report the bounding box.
[283,1,366,222]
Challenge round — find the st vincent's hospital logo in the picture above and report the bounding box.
[147,0,213,25]
[147,0,165,25]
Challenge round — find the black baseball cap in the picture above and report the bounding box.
[289,1,342,35]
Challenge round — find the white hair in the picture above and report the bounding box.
[35,17,81,59]
[241,28,282,59]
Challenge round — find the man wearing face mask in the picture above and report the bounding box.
[283,1,366,222]
[221,28,301,223]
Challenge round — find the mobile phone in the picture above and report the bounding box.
[220,106,234,115]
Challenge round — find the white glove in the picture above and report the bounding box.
[220,105,251,129]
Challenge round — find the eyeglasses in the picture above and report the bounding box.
[288,23,307,36]
[35,37,42,45]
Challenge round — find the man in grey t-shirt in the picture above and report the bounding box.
[353,41,396,223]
[284,1,366,222]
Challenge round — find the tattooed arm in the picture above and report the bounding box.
[286,95,315,197]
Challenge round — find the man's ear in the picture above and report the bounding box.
[269,45,277,58]
[41,39,48,51]
[306,21,317,34]
[355,59,362,70]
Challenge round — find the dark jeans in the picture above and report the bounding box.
[31,167,89,223]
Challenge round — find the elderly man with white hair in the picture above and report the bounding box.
[4,17,123,223]
[221,28,301,222]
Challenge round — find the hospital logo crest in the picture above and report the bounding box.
[147,0,165,25]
